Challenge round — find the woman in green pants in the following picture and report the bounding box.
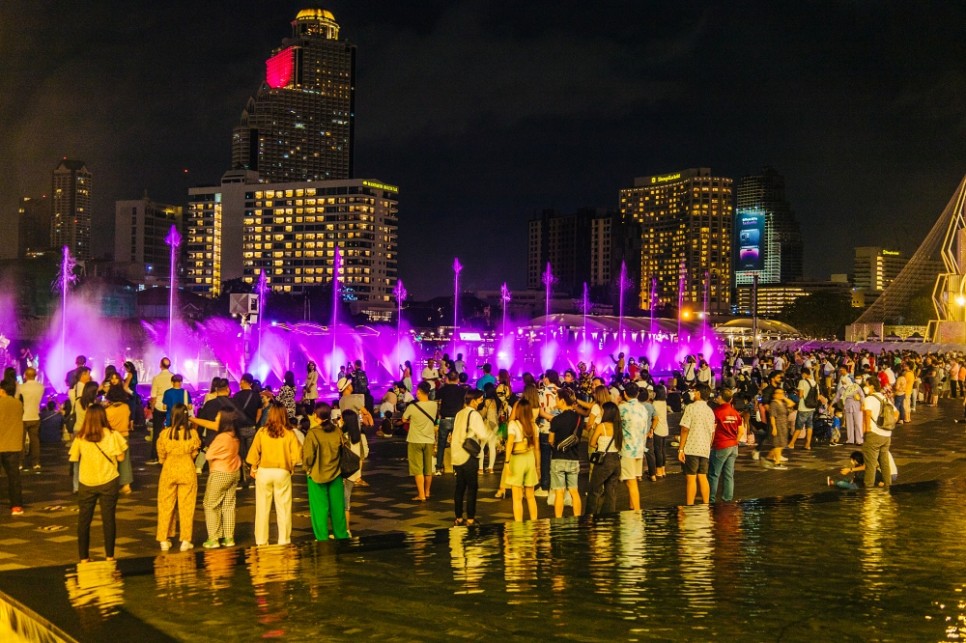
[302,402,349,540]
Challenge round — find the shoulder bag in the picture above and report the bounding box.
[589,434,615,465]
[411,401,439,426]
[461,410,482,459]
[339,431,361,478]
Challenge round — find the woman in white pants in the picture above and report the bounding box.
[246,402,302,546]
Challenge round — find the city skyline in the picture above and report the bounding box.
[1,1,963,298]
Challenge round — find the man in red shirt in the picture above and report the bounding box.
[708,389,745,503]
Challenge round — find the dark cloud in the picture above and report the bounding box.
[1,0,963,300]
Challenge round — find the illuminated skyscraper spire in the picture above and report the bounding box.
[231,8,355,181]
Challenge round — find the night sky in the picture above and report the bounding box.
[1,1,964,298]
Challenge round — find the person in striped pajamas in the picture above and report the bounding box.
[193,408,243,548]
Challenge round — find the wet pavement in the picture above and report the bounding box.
[0,398,960,569]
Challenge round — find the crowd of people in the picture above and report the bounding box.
[0,344,953,562]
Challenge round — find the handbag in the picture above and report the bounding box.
[339,433,361,478]
[461,411,482,458]
[589,434,615,465]
[555,416,583,452]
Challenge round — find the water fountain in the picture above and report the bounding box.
[55,247,78,389]
[164,225,181,357]
[541,263,556,368]
[452,257,462,357]
[617,260,632,357]
[330,246,343,380]
[393,279,407,370]
[255,270,269,373]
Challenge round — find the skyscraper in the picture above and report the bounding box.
[18,195,50,258]
[620,168,734,314]
[231,8,355,182]
[114,195,183,285]
[50,159,92,261]
[734,167,803,287]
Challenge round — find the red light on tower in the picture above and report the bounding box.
[265,47,294,89]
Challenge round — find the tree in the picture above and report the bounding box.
[777,291,855,339]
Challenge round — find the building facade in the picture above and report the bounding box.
[231,9,355,182]
[620,168,734,313]
[185,173,398,317]
[853,246,906,294]
[114,195,183,285]
[735,280,852,317]
[734,167,803,287]
[18,195,50,258]
[50,159,92,261]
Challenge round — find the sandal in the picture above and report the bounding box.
[412,496,427,502]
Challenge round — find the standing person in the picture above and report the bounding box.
[476,363,496,390]
[302,362,319,404]
[402,382,438,501]
[195,379,237,474]
[618,382,648,511]
[451,389,487,525]
[278,371,297,421]
[651,385,670,479]
[231,373,261,489]
[791,370,820,450]
[195,408,242,548]
[68,405,126,562]
[435,370,465,476]
[478,384,501,474]
[676,384,716,505]
[548,388,582,518]
[831,366,865,445]
[400,361,414,398]
[65,355,88,391]
[767,388,792,468]
[0,381,25,515]
[707,389,745,503]
[147,357,174,465]
[585,402,622,516]
[71,381,100,494]
[350,360,373,414]
[340,409,368,533]
[420,359,440,398]
[535,370,561,496]
[861,377,893,489]
[155,405,201,551]
[302,402,349,541]
[104,386,134,494]
[17,367,44,472]
[247,402,302,546]
[505,398,540,521]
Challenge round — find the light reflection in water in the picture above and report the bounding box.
[42,481,966,641]
[64,560,124,628]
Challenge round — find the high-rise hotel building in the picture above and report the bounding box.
[185,173,398,317]
[51,159,92,261]
[620,168,734,313]
[734,167,803,287]
[232,9,355,182]
[114,195,183,285]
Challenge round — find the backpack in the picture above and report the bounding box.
[352,370,369,394]
[874,394,899,431]
[803,381,819,409]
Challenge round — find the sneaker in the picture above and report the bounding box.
[160,541,171,551]
[203,540,221,549]
[772,464,788,470]
[751,451,760,461]
[32,465,41,473]
[180,541,194,552]
[534,489,549,497]
[222,538,235,547]
[779,456,789,463]
[10,506,23,516]
[433,470,443,477]
[145,459,160,465]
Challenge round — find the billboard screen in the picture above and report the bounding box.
[736,210,765,272]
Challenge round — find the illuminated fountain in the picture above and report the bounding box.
[452,257,462,358]
[541,263,556,368]
[164,225,181,356]
[394,279,407,370]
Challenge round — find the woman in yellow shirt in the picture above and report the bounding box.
[247,402,302,546]
[156,404,201,551]
[68,405,127,563]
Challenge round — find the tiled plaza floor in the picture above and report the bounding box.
[0,398,960,569]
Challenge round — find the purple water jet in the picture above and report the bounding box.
[164,225,181,357]
[452,257,463,357]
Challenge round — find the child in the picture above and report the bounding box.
[830,410,843,445]
[829,451,864,490]
[377,410,394,438]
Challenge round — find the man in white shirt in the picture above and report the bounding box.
[17,367,44,471]
[147,357,173,465]
[861,376,893,489]
[677,384,716,505]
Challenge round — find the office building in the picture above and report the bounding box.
[620,168,734,313]
[50,159,92,261]
[853,246,907,294]
[18,195,50,258]
[735,280,853,317]
[185,173,398,317]
[114,195,184,285]
[231,8,355,182]
[734,167,803,286]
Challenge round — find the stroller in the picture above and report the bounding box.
[812,405,835,446]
